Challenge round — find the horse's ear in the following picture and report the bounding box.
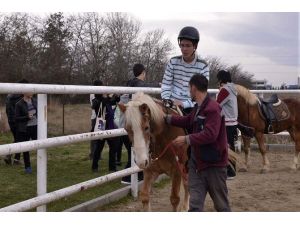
[139,103,149,114]
[118,103,127,113]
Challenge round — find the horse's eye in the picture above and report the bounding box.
[145,126,149,132]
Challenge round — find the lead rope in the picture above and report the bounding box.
[151,142,188,184]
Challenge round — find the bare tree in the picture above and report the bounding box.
[104,12,141,85]
[67,13,110,84]
[137,29,173,84]
[0,12,252,91]
[227,64,254,88]
[206,56,253,88]
[0,13,40,82]
[38,12,72,84]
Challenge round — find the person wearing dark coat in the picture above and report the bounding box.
[165,74,231,212]
[90,80,120,172]
[15,91,37,174]
[4,79,28,165]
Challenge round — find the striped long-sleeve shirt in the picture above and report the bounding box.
[161,55,209,108]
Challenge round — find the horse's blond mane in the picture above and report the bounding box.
[235,84,258,106]
[125,92,164,127]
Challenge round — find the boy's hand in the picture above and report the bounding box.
[173,136,186,147]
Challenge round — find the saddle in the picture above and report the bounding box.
[261,94,279,104]
[162,99,183,116]
[258,94,290,133]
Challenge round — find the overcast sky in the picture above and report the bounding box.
[130,12,299,86]
[2,1,300,86]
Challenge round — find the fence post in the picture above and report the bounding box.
[37,94,47,212]
[130,147,138,199]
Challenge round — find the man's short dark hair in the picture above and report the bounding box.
[133,63,145,77]
[217,70,232,83]
[189,74,208,92]
[18,78,29,83]
[93,80,103,86]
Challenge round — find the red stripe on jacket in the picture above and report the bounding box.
[216,88,230,105]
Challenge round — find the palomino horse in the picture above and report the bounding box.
[236,84,300,173]
[119,92,189,211]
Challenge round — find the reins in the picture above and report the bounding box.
[150,141,188,183]
[146,98,188,183]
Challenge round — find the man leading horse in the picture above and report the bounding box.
[165,74,231,212]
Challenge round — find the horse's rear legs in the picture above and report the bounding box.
[239,135,251,172]
[291,138,300,171]
[255,132,270,173]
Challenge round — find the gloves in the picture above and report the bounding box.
[162,99,174,109]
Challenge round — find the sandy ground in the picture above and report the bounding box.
[98,149,300,212]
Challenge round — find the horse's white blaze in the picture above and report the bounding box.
[124,92,164,169]
[132,125,149,169]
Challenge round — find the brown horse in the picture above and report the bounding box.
[119,92,189,211]
[236,84,300,173]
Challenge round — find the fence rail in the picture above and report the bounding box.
[0,83,298,212]
[0,129,127,156]
[0,166,141,212]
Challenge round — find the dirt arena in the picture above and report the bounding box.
[99,149,300,212]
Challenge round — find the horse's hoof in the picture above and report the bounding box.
[239,167,248,172]
[260,168,269,174]
[290,165,298,171]
[179,204,189,212]
[142,203,151,212]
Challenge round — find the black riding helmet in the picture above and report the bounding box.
[217,70,232,84]
[178,26,200,45]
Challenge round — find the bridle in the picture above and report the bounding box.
[149,141,188,183]
[146,100,187,182]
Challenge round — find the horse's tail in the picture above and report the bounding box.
[228,148,246,168]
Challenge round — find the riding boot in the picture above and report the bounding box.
[268,124,274,134]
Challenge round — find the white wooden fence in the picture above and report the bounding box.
[0,83,299,212]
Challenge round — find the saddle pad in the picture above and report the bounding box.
[272,100,290,121]
[258,99,290,122]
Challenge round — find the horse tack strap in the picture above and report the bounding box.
[151,142,188,184]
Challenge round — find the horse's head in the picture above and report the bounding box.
[119,92,163,169]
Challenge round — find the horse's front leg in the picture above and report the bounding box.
[182,180,189,211]
[291,138,300,171]
[170,172,181,212]
[139,170,156,211]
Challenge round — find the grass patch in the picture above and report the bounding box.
[0,132,129,211]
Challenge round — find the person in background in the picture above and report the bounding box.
[161,26,209,115]
[15,82,37,174]
[4,79,28,165]
[216,70,238,180]
[90,80,120,172]
[89,80,104,160]
[127,63,159,88]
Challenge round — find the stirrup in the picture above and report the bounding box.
[268,125,274,134]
